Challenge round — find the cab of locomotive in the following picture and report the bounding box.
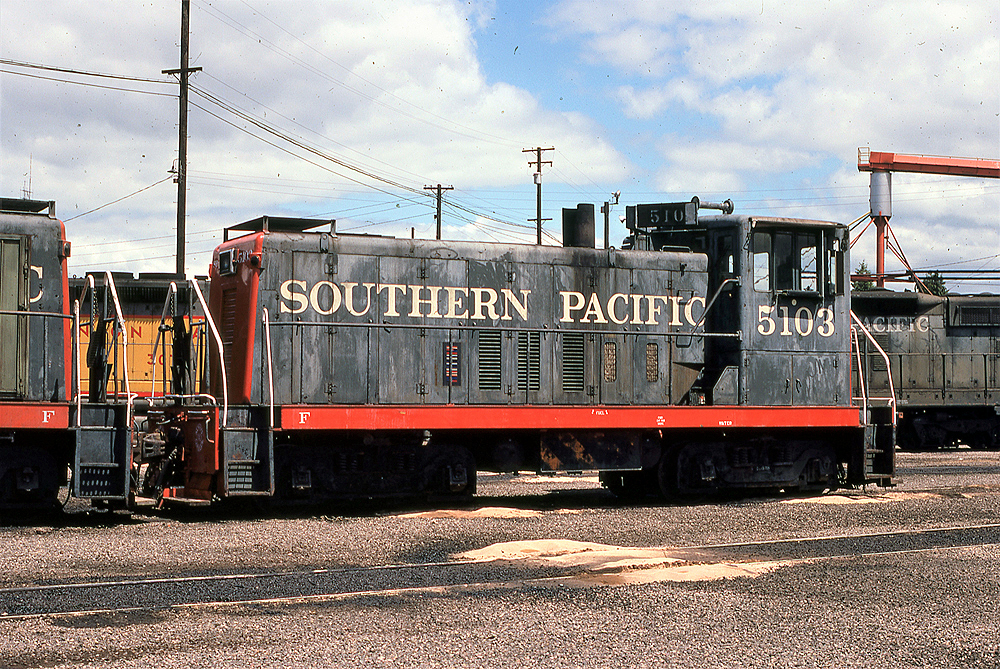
[623,200,851,408]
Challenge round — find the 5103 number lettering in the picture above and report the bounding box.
[757,305,835,338]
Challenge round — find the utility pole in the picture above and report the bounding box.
[424,184,453,240]
[163,0,201,278]
[523,147,553,244]
[600,191,620,249]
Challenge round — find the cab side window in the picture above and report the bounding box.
[753,229,824,294]
[752,232,771,292]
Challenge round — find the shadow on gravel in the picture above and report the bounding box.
[3,478,837,527]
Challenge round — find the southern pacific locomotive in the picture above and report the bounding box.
[852,291,1000,450]
[1,196,897,513]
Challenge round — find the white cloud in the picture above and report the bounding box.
[2,0,628,275]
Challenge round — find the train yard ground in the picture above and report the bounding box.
[3,450,1000,669]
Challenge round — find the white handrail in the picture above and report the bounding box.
[849,311,897,428]
[73,273,135,423]
[101,271,131,401]
[262,307,275,429]
[149,282,179,400]
[189,279,229,426]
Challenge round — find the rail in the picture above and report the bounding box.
[850,311,897,428]
[148,281,179,400]
[0,308,73,402]
[693,277,741,330]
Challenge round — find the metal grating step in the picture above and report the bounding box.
[227,460,259,491]
[78,464,120,497]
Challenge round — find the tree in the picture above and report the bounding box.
[852,260,875,292]
[922,271,948,296]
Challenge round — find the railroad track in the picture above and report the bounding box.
[4,523,999,620]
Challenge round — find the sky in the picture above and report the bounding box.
[2,0,998,291]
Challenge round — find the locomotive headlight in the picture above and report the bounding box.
[218,249,235,276]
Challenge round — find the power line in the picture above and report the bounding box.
[64,176,175,222]
[0,58,174,84]
[0,68,176,97]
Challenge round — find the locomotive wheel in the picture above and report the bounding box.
[656,449,682,501]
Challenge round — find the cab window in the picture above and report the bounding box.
[753,229,825,294]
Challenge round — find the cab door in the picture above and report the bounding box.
[0,236,28,397]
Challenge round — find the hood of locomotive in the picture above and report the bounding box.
[209,232,266,402]
[209,230,709,406]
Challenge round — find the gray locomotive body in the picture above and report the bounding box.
[852,291,1000,450]
[202,219,711,499]
[0,199,73,510]
[152,203,893,505]
[251,228,707,409]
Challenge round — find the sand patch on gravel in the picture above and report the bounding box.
[557,560,792,585]
[781,490,964,506]
[397,507,544,519]
[455,539,785,583]
[515,475,601,484]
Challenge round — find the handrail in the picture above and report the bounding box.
[849,311,897,428]
[694,277,741,330]
[262,307,275,429]
[149,282,179,400]
[72,273,134,426]
[75,274,95,420]
[189,279,228,426]
[264,319,740,338]
[102,272,131,402]
[0,307,74,405]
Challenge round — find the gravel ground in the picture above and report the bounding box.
[2,450,1000,668]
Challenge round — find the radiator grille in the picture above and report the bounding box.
[957,306,1000,327]
[221,288,238,380]
[478,330,502,391]
[517,332,540,391]
[563,333,585,392]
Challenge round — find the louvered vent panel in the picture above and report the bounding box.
[870,333,889,372]
[646,342,659,382]
[563,333,585,392]
[603,342,617,382]
[478,330,502,391]
[221,288,238,380]
[517,331,540,391]
[958,306,1000,327]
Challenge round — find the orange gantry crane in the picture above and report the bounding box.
[857,148,1000,287]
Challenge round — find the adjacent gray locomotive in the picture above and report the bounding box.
[131,200,895,505]
[0,199,73,510]
[852,291,1000,450]
[0,198,133,513]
